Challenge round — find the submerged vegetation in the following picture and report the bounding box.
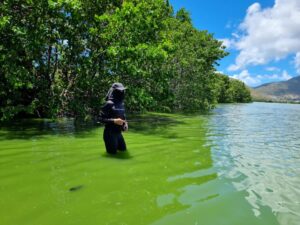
[0,0,251,121]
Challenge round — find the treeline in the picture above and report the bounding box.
[215,73,252,103]
[0,0,251,121]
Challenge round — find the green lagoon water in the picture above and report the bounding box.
[0,102,299,225]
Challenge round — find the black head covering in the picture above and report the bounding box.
[105,83,126,102]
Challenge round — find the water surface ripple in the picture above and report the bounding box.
[207,102,300,225]
[0,103,299,225]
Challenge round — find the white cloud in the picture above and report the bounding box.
[230,69,292,87]
[225,21,232,29]
[228,64,240,72]
[218,38,232,49]
[231,32,240,39]
[247,2,261,15]
[215,70,224,74]
[281,70,292,80]
[265,67,280,72]
[228,0,300,71]
[230,70,261,86]
[294,52,300,74]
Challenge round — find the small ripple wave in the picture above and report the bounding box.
[206,103,300,224]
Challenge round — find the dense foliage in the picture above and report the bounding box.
[0,0,251,121]
[215,73,252,103]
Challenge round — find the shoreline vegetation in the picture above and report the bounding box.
[0,0,251,122]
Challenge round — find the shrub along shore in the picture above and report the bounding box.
[0,0,251,121]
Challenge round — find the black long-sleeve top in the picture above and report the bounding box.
[99,100,126,132]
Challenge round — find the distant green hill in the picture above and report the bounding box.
[250,76,300,103]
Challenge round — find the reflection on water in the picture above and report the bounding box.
[208,103,300,225]
[0,103,299,225]
[0,114,217,225]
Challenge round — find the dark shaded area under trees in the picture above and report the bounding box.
[0,0,251,121]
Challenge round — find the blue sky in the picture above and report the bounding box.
[169,0,300,87]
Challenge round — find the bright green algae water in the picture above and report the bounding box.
[0,102,299,225]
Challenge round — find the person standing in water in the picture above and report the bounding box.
[99,83,128,154]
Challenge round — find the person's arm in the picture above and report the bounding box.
[99,102,114,124]
[99,102,124,125]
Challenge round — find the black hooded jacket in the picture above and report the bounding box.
[99,89,126,132]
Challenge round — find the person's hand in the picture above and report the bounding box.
[114,118,124,126]
[123,121,128,132]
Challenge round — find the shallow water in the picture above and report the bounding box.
[0,102,299,225]
[207,102,300,225]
